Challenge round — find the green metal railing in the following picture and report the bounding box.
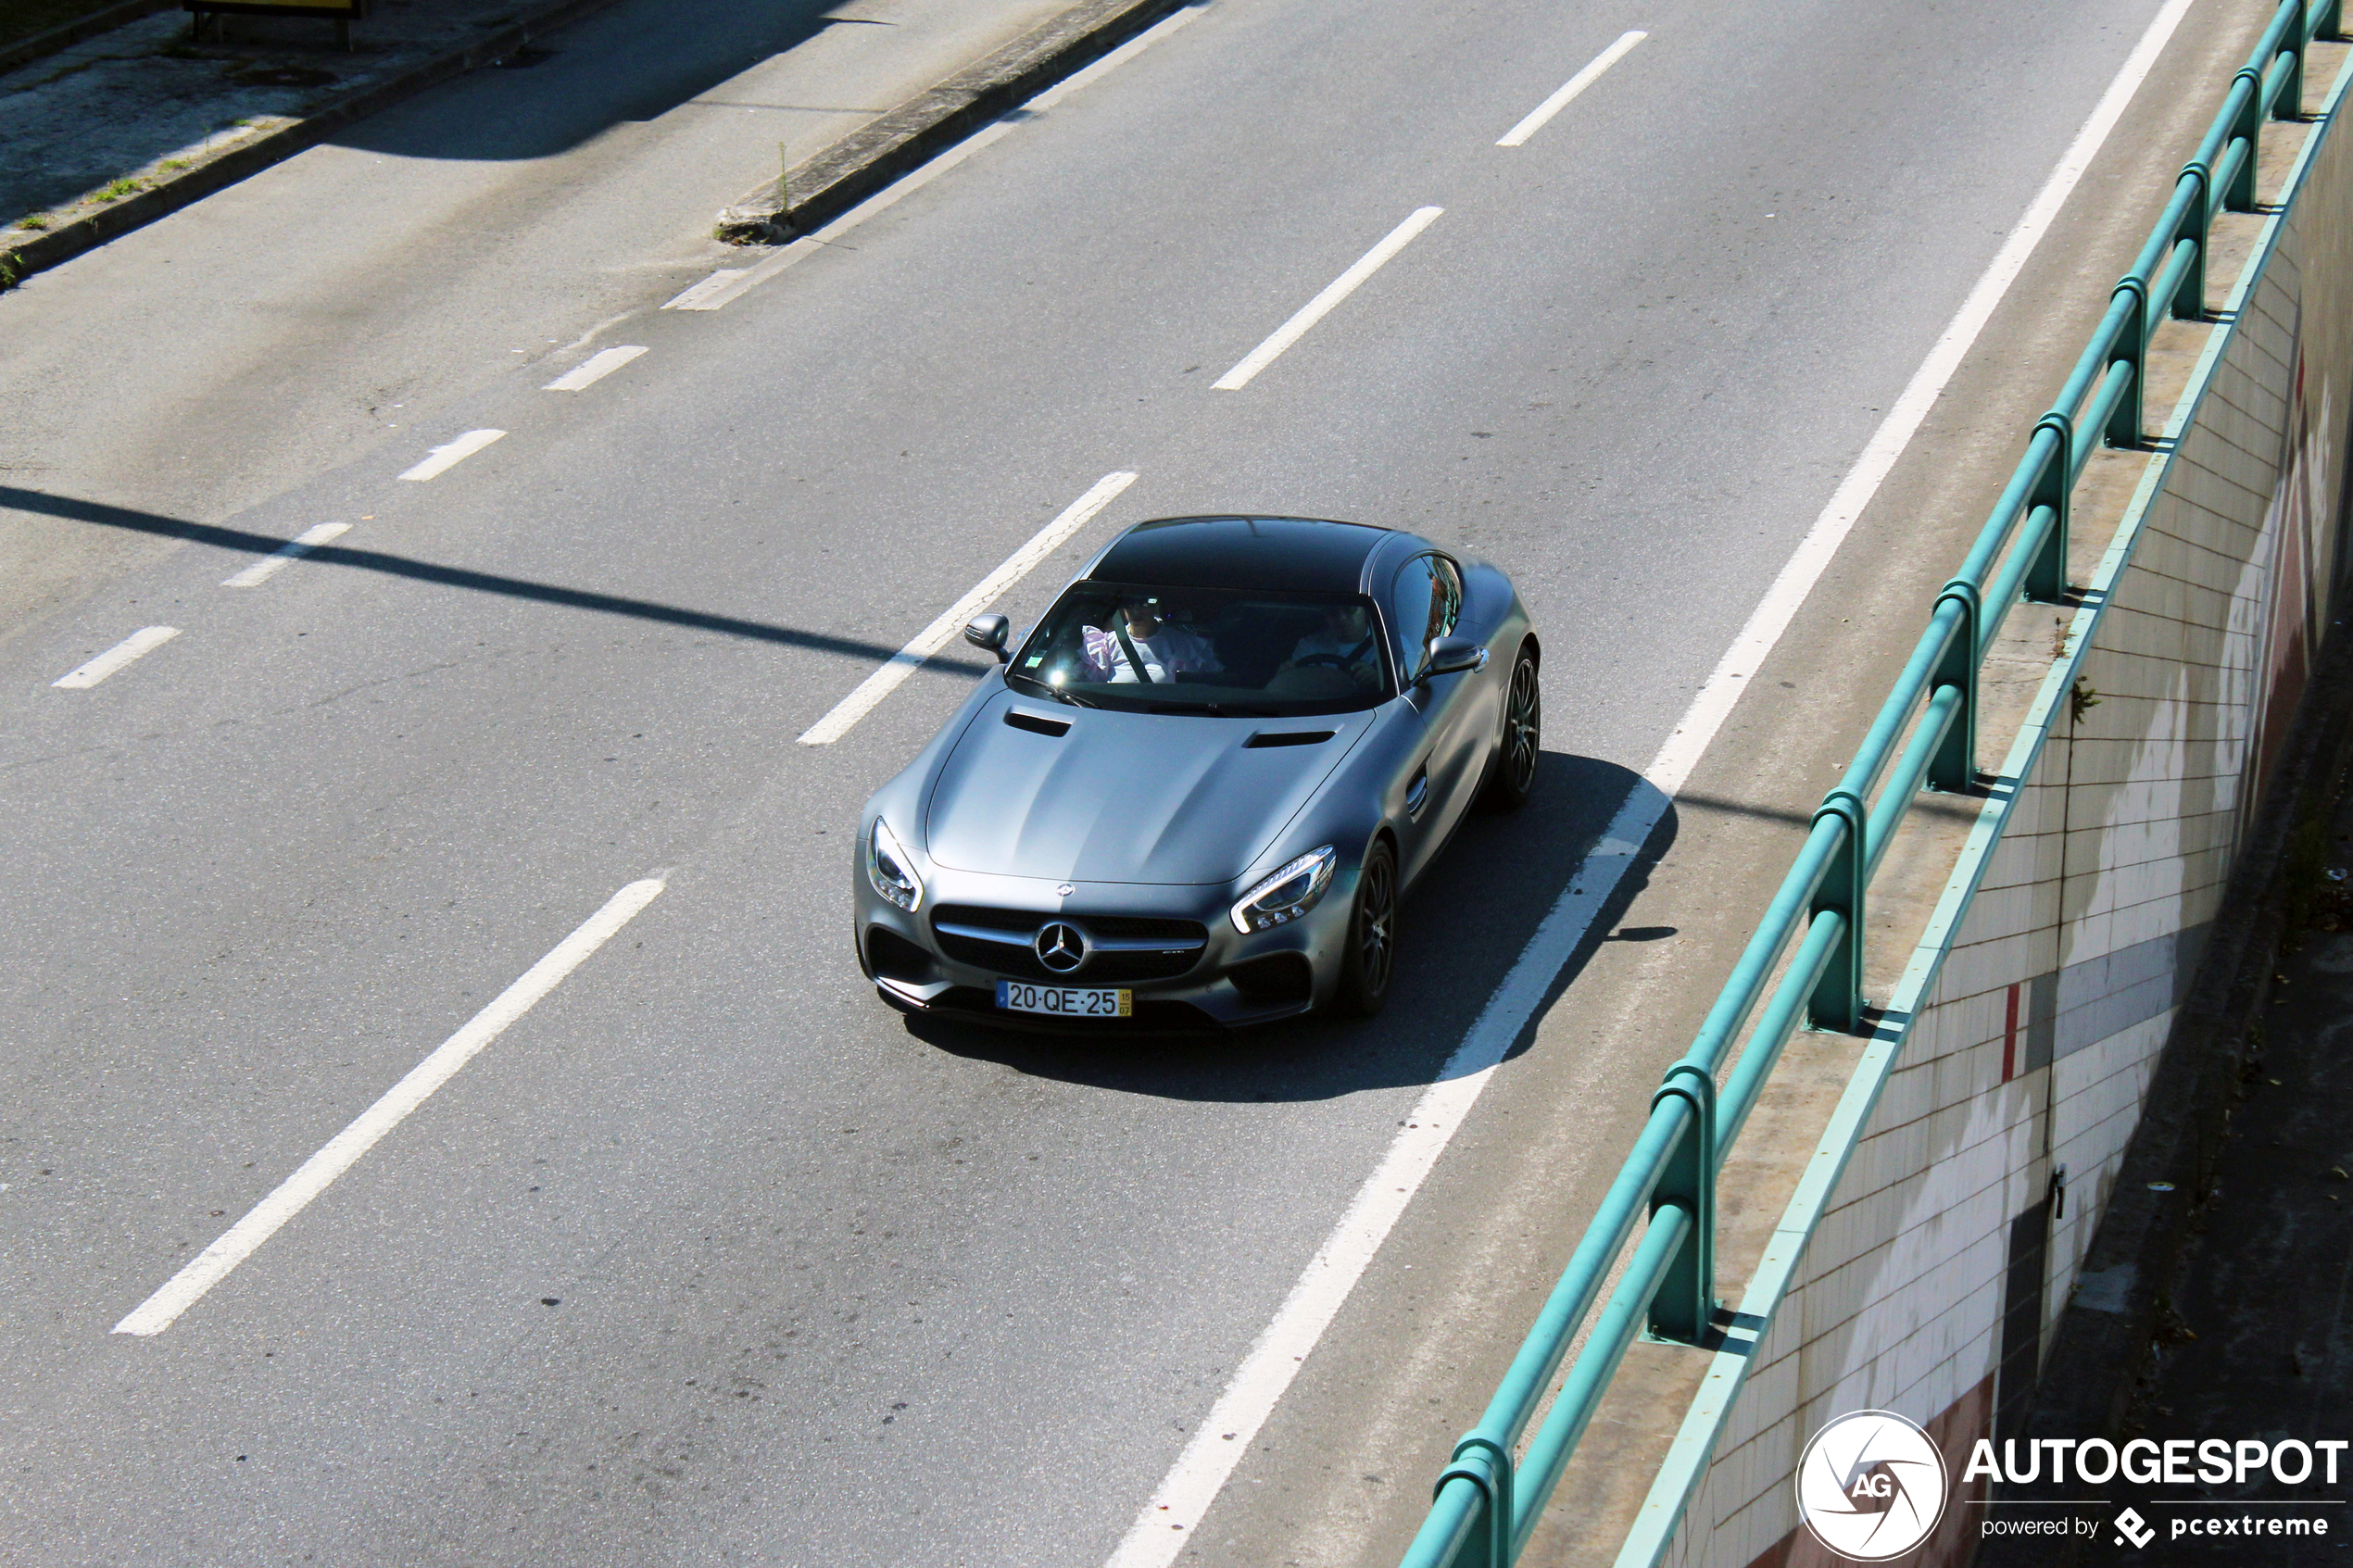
[1399,3,2345,1563]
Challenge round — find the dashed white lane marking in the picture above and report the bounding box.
[544,345,648,391]
[662,5,1208,314]
[52,626,180,689]
[1497,30,1646,146]
[112,878,667,1337]
[797,470,1137,745]
[221,522,350,588]
[1102,0,2198,1555]
[397,429,506,482]
[1212,207,1442,391]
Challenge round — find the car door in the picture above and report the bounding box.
[1382,551,1485,884]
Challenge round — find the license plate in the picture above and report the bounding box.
[996,980,1132,1017]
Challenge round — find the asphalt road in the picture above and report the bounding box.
[0,0,2280,1562]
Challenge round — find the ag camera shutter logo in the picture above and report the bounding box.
[1795,1410,1948,1561]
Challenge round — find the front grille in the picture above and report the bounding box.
[928,906,1207,982]
[1085,914,1205,940]
[937,936,1058,981]
[1088,947,1202,983]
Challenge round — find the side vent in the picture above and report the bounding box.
[1244,729,1335,749]
[1004,709,1072,737]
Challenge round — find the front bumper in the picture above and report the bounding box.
[853,861,1354,1031]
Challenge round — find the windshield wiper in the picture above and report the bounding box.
[1007,675,1097,709]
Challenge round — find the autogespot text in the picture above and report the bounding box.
[1967,1436,2346,1550]
[1964,1436,2350,1486]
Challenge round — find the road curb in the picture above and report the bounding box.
[2,0,629,288]
[713,0,1186,244]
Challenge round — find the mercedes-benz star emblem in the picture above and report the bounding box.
[1035,922,1087,973]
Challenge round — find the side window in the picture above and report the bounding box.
[1386,555,1444,675]
[1430,557,1464,640]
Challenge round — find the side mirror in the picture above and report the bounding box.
[1419,635,1488,682]
[964,613,1012,662]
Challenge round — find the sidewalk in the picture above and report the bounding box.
[0,0,1155,282]
[3,0,619,240]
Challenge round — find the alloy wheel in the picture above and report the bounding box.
[1505,656,1541,794]
[1357,853,1394,997]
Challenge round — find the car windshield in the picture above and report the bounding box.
[1005,582,1394,716]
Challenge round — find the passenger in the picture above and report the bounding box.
[1080,598,1222,684]
[1280,603,1380,687]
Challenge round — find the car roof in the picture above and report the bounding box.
[1087,516,1407,594]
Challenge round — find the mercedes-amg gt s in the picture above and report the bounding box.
[853,515,1539,1029]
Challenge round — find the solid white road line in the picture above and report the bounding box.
[1497,31,1646,146]
[1212,207,1443,391]
[543,345,648,392]
[663,5,1207,314]
[797,470,1138,745]
[1642,0,2196,797]
[1024,0,1205,111]
[1101,0,2197,1556]
[1101,799,1656,1568]
[112,878,666,1337]
[662,269,753,310]
[397,429,506,482]
[221,521,351,588]
[51,626,180,689]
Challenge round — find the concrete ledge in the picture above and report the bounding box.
[713,0,1186,243]
[1,0,627,287]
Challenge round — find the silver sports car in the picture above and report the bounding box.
[852,515,1539,1029]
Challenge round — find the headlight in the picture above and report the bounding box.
[1230,845,1337,934]
[867,817,925,911]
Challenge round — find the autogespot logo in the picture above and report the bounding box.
[1795,1410,1948,1561]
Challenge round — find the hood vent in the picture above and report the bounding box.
[1003,709,1072,737]
[1244,729,1334,749]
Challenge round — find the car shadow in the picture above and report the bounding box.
[905,751,1678,1103]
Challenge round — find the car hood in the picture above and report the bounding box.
[923,692,1372,884]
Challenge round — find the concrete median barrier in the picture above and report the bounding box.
[711,0,1185,244]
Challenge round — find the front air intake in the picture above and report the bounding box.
[1004,709,1073,737]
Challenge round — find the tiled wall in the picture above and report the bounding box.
[1652,61,2353,1568]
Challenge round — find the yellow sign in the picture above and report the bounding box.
[185,0,365,16]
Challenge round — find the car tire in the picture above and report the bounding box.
[1333,841,1397,1017]
[1481,646,1541,810]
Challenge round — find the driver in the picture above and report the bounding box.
[1080,597,1222,684]
[1280,602,1380,686]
